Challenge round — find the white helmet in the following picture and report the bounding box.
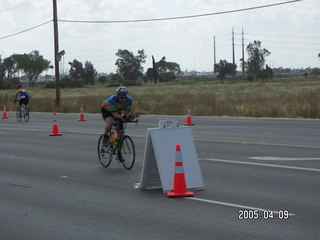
[116,86,128,96]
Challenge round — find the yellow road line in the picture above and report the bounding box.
[196,138,320,149]
[0,127,49,132]
[1,127,319,149]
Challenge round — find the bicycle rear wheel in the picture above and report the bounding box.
[120,135,135,170]
[24,107,29,122]
[16,109,22,121]
[97,134,113,167]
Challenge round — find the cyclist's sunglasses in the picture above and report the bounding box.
[117,95,127,99]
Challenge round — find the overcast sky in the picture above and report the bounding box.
[0,0,319,74]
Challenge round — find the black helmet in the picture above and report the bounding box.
[16,84,22,89]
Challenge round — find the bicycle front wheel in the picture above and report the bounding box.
[120,135,135,170]
[97,134,113,168]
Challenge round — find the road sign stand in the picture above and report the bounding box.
[137,120,204,193]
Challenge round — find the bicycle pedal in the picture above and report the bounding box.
[117,154,125,162]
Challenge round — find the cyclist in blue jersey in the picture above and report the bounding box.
[15,84,29,116]
[101,86,134,160]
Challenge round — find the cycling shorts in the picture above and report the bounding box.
[101,108,116,120]
[19,97,29,106]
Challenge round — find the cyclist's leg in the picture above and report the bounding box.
[101,109,114,134]
[22,98,30,122]
[18,100,23,116]
[101,109,116,146]
[104,117,114,135]
[20,98,27,115]
[116,123,125,161]
[25,98,29,111]
[103,117,114,146]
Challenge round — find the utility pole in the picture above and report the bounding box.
[242,28,245,79]
[53,0,60,107]
[213,35,216,66]
[232,28,235,65]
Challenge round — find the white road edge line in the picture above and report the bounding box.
[249,156,320,161]
[187,197,296,216]
[200,158,320,172]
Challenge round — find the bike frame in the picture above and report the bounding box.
[15,99,29,122]
[97,117,138,169]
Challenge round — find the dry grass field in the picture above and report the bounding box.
[1,76,319,118]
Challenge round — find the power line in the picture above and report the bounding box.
[246,32,320,40]
[0,20,52,40]
[58,0,302,24]
[0,1,32,13]
[245,38,319,46]
[0,0,302,40]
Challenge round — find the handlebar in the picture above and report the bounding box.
[125,118,139,123]
[114,117,139,128]
[120,114,138,123]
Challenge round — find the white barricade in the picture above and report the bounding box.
[137,120,204,193]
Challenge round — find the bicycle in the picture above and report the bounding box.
[14,99,30,122]
[97,117,138,170]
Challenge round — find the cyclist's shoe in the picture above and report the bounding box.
[103,134,109,147]
[117,152,125,162]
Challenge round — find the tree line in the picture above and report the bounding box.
[0,50,51,88]
[1,41,319,89]
[214,40,273,81]
[0,48,182,89]
[215,42,320,81]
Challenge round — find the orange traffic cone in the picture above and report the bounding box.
[1,105,9,119]
[78,105,87,121]
[49,112,63,136]
[184,106,195,126]
[167,144,194,198]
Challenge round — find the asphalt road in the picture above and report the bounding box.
[1,112,319,240]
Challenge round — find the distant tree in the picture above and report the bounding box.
[146,55,161,84]
[12,50,50,86]
[60,75,83,88]
[98,75,107,85]
[311,68,320,77]
[265,64,273,78]
[146,68,154,82]
[246,41,270,79]
[3,56,18,80]
[257,64,274,80]
[110,73,123,83]
[155,57,181,82]
[83,61,97,85]
[115,49,146,82]
[68,59,84,80]
[0,57,5,88]
[0,56,5,81]
[152,55,158,84]
[214,60,237,80]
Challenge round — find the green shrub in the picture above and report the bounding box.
[44,81,56,88]
[61,76,84,88]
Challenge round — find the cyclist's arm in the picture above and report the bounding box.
[122,109,136,121]
[14,93,19,102]
[123,109,132,116]
[112,111,122,119]
[123,97,133,119]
